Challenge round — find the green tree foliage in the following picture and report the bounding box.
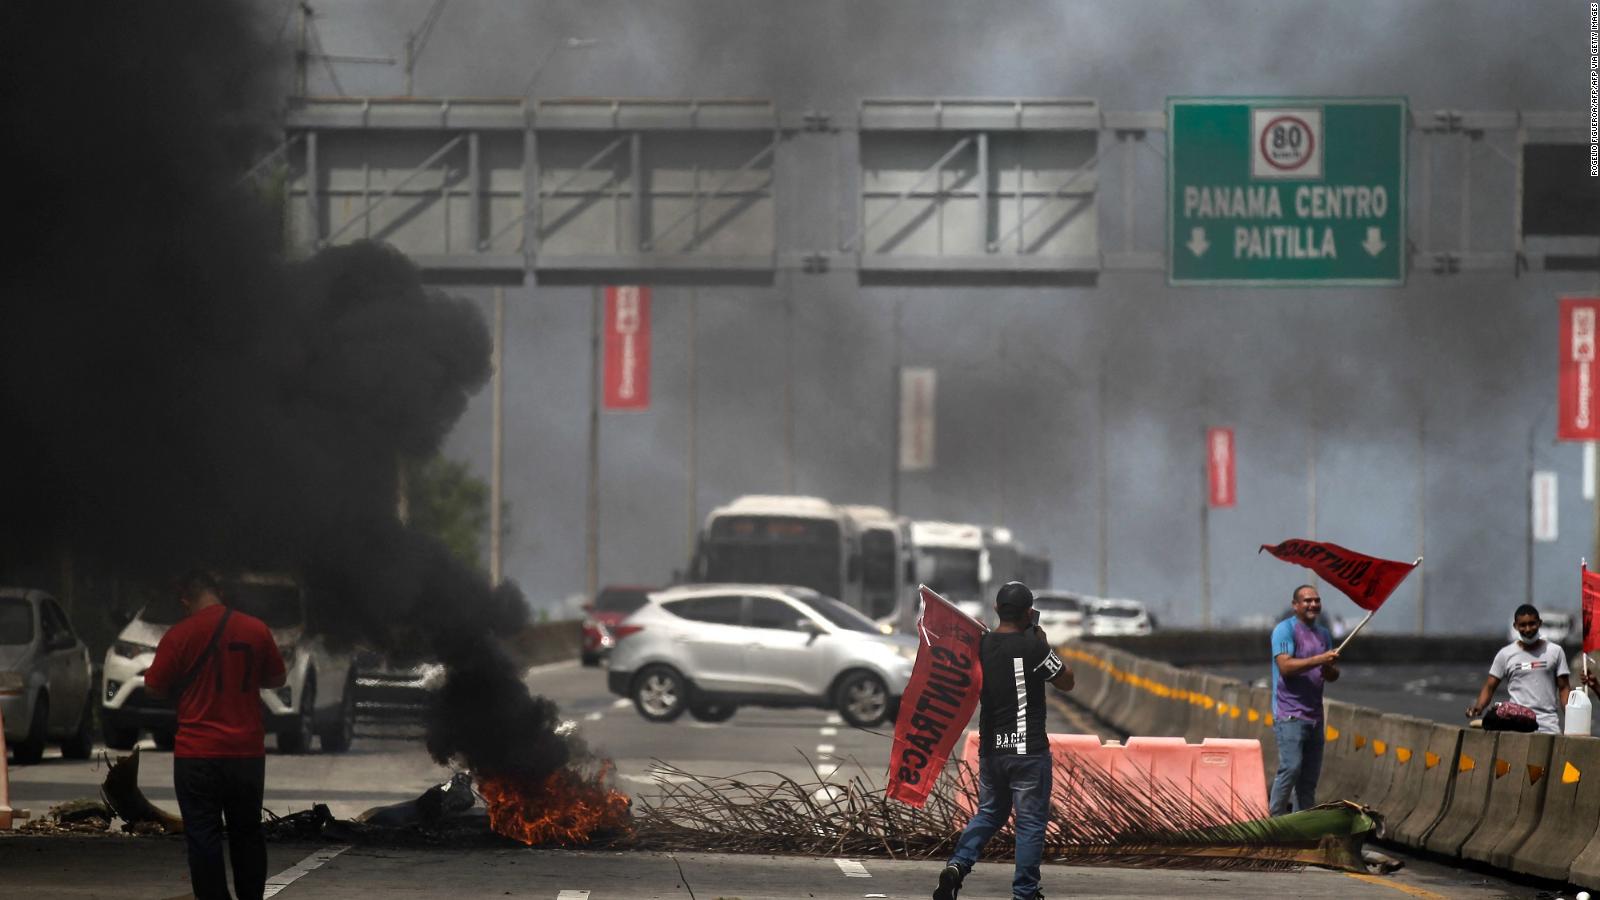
[404,455,500,572]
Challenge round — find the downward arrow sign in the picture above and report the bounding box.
[1362,226,1386,257]
[1186,227,1210,258]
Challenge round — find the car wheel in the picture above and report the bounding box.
[836,670,890,728]
[12,694,48,764]
[632,665,687,723]
[317,674,356,753]
[102,716,139,751]
[687,699,737,723]
[277,678,316,754]
[59,692,95,759]
[152,729,176,751]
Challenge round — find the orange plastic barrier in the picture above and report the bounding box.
[957,731,1268,824]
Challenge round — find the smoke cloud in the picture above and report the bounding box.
[0,0,561,776]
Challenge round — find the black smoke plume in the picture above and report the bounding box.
[0,0,563,778]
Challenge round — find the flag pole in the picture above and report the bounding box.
[1333,556,1423,655]
[1584,560,1590,689]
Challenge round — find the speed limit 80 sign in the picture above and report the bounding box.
[1251,108,1323,179]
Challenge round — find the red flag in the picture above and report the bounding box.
[886,586,985,807]
[1259,539,1418,613]
[1582,563,1600,654]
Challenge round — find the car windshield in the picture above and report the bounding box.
[915,546,982,606]
[595,588,649,614]
[702,516,843,599]
[0,597,33,644]
[1034,595,1082,612]
[785,589,881,634]
[1092,605,1143,619]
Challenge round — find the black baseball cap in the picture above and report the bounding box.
[996,581,1033,611]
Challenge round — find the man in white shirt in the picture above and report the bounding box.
[1467,604,1571,734]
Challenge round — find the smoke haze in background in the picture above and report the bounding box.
[0,0,564,776]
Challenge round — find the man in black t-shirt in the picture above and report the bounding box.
[933,582,1074,900]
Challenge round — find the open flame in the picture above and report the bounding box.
[477,762,632,846]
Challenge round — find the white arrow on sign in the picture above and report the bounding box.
[1362,227,1386,257]
[1186,227,1210,258]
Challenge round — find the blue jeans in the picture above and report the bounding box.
[1269,718,1323,816]
[947,752,1053,900]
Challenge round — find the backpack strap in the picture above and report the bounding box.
[168,608,233,700]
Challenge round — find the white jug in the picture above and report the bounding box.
[1565,688,1592,736]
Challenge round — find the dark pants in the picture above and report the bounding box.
[947,752,1053,900]
[173,756,268,900]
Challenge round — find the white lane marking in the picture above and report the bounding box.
[263,844,350,898]
[834,858,871,877]
[819,726,838,736]
[557,892,591,899]
[619,773,694,785]
[816,743,836,757]
[583,711,604,721]
[825,713,843,725]
[819,763,839,780]
[612,698,632,709]
[522,659,581,677]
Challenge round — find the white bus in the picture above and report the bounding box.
[841,504,910,630]
[909,520,991,625]
[689,495,864,613]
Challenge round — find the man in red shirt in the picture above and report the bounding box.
[145,571,287,900]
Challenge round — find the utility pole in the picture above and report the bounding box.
[1199,425,1212,630]
[890,295,903,513]
[586,287,601,600]
[489,287,504,585]
[1097,352,1109,598]
[687,289,699,561]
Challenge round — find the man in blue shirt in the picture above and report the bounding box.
[1269,584,1340,816]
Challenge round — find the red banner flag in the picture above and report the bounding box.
[1583,563,1600,654]
[603,285,651,410]
[1259,539,1418,613]
[1558,298,1600,441]
[1207,427,1236,508]
[886,586,985,807]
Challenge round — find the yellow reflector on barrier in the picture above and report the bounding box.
[1265,714,1274,726]
[1528,765,1546,785]
[1373,740,1387,756]
[1354,735,1367,750]
[1460,755,1476,772]
[1248,709,1260,722]
[1495,759,1510,778]
[1425,752,1440,769]
[1564,762,1581,784]
[1396,748,1412,763]
[1325,725,1340,741]
[1230,707,1241,719]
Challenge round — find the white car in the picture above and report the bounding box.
[1031,591,1087,641]
[0,588,95,764]
[606,583,918,727]
[101,574,357,753]
[1084,598,1154,637]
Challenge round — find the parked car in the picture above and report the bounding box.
[1031,590,1086,641]
[605,583,917,727]
[100,573,357,754]
[582,585,652,667]
[1507,611,1573,644]
[1084,598,1154,637]
[0,588,95,764]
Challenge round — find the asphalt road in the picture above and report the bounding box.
[0,658,1555,898]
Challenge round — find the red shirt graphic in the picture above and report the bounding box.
[144,604,286,758]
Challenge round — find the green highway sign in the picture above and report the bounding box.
[1167,97,1407,286]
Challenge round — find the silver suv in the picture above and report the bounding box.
[605,584,917,727]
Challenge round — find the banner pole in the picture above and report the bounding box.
[1334,609,1376,655]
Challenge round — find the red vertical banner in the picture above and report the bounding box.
[1558,298,1600,441]
[603,285,651,411]
[1207,426,1236,508]
[1583,562,1600,655]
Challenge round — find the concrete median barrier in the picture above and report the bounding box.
[1390,723,1465,847]
[1460,730,1546,865]
[1483,731,1555,871]
[1348,707,1394,807]
[1314,700,1361,805]
[1425,728,1500,858]
[1149,661,1193,738]
[1183,674,1226,743]
[1371,715,1432,829]
[1215,679,1248,740]
[1512,734,1600,882]
[1059,644,1108,710]
[1120,658,1163,737]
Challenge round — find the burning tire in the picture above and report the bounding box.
[632,665,687,722]
[836,670,889,728]
[687,699,736,723]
